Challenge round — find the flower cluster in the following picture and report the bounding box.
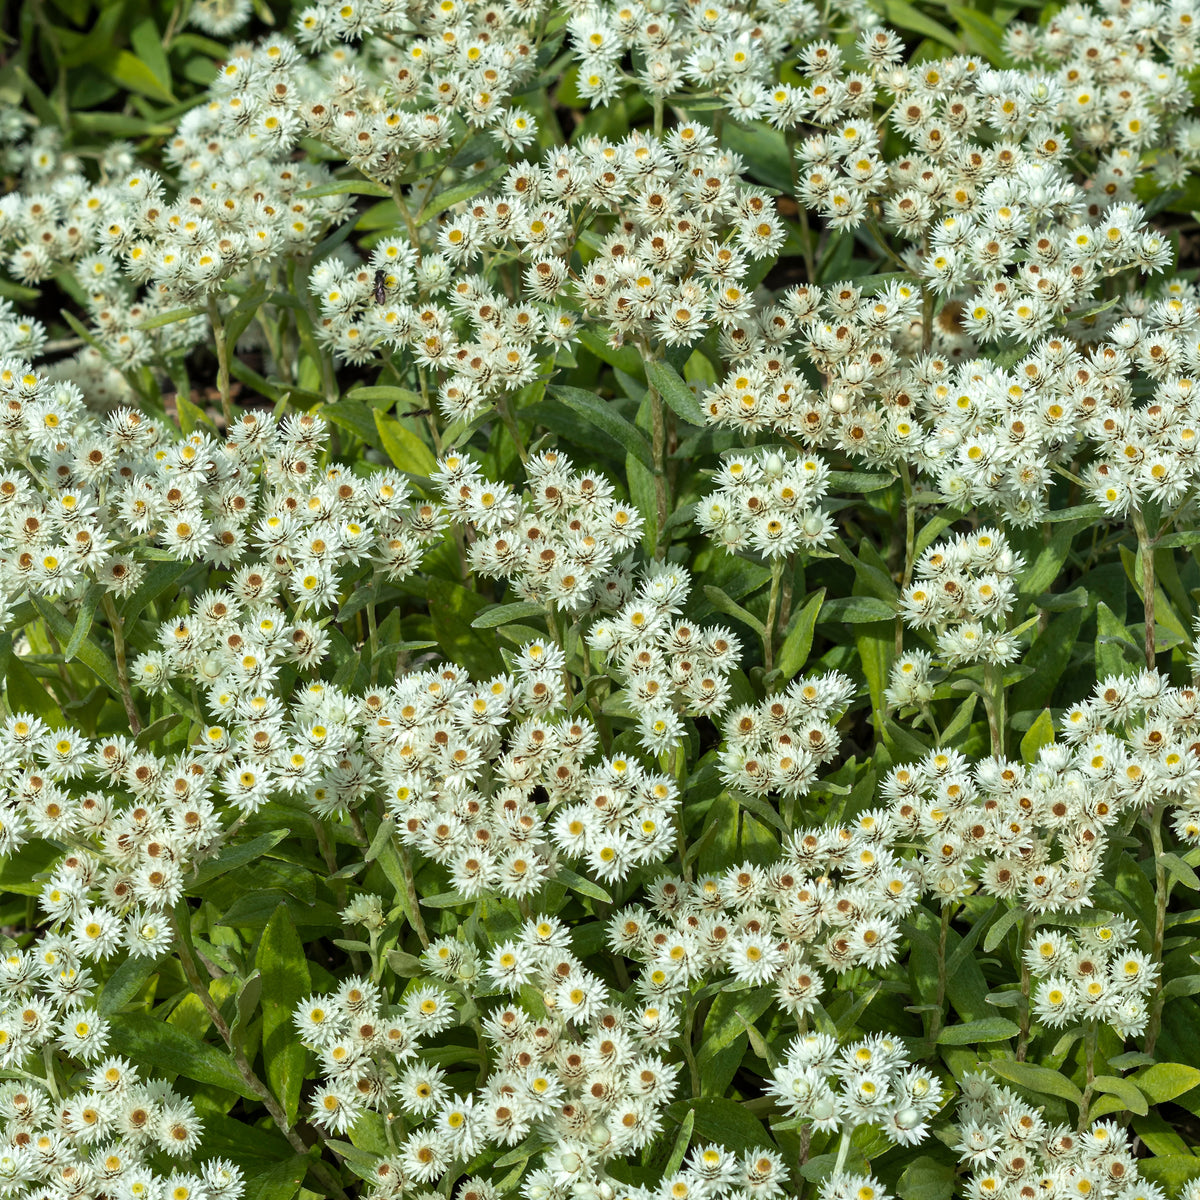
[299,912,790,1200]
[882,741,1113,912]
[696,450,835,559]
[611,807,923,1021]
[0,1070,241,1200]
[378,656,681,891]
[587,564,742,754]
[954,1069,1152,1200]
[899,527,1024,665]
[767,1034,942,1147]
[718,670,853,798]
[1028,918,1157,1038]
[882,661,1200,911]
[0,363,440,623]
[294,974,440,1137]
[441,450,642,613]
[0,718,243,1200]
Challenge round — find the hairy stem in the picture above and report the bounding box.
[496,395,529,464]
[1144,800,1168,1056]
[928,901,951,1044]
[649,382,669,559]
[982,663,1005,759]
[1133,506,1157,670]
[174,915,349,1200]
[1016,909,1033,1061]
[206,295,234,430]
[1079,1021,1098,1130]
[398,841,430,949]
[764,556,784,678]
[102,593,141,734]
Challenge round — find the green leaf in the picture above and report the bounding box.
[550,386,653,469]
[1160,853,1200,892]
[1135,1062,1200,1104]
[257,905,312,1125]
[778,588,824,680]
[826,471,894,492]
[884,0,962,49]
[244,1155,309,1200]
[646,359,705,426]
[989,1059,1083,1110]
[667,1098,771,1155]
[983,906,1025,955]
[108,51,174,103]
[719,121,792,193]
[627,450,658,557]
[702,586,765,638]
[304,178,392,199]
[1090,1075,1148,1117]
[190,830,289,890]
[5,654,63,729]
[176,393,213,437]
[1137,1157,1200,1192]
[30,594,121,696]
[99,954,156,1017]
[374,412,437,478]
[819,596,894,623]
[576,328,645,377]
[697,986,775,1096]
[323,400,383,448]
[1164,975,1200,1000]
[107,1014,256,1099]
[137,306,201,331]
[225,281,268,346]
[663,1110,694,1178]
[897,1156,955,1200]
[1020,709,1055,764]
[1020,521,1082,598]
[946,4,1010,63]
[1095,600,1140,680]
[1011,606,1085,714]
[63,584,102,664]
[471,602,546,629]
[0,839,58,896]
[129,18,174,100]
[937,1017,1020,1045]
[554,866,612,904]
[345,385,424,408]
[417,164,509,222]
[121,561,194,624]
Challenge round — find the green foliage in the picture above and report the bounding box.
[4,1,1200,1199]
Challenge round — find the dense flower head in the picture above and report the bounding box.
[899,527,1025,665]
[768,1034,942,1146]
[1027,918,1157,1037]
[953,1070,1154,1200]
[442,449,643,612]
[697,449,835,559]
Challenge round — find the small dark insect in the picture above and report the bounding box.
[373,268,387,305]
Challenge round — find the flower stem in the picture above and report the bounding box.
[102,593,141,734]
[1144,799,1168,1056]
[496,394,528,463]
[1079,1021,1098,1130]
[1016,909,1033,1061]
[398,840,430,949]
[174,913,350,1200]
[982,663,1005,759]
[764,556,784,678]
[1132,506,1157,670]
[928,901,951,1044]
[206,295,235,430]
